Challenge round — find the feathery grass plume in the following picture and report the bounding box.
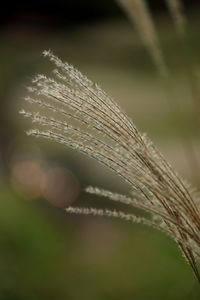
[21,51,200,282]
[166,0,186,37]
[116,0,168,76]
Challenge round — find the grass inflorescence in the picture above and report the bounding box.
[20,49,200,282]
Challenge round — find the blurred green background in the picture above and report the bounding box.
[1,0,200,299]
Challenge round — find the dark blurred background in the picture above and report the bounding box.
[1,1,200,299]
[0,0,199,26]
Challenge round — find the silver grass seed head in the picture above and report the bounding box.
[21,51,200,282]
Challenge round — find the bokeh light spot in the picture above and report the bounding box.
[41,167,80,207]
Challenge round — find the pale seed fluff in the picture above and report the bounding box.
[20,50,200,282]
[117,0,168,76]
[166,0,186,37]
